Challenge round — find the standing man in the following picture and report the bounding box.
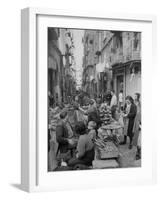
[110,90,117,119]
[56,110,74,163]
[118,89,124,111]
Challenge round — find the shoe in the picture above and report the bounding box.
[120,136,127,145]
[128,144,132,149]
[120,141,126,145]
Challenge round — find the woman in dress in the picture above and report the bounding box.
[122,96,137,149]
[132,93,141,156]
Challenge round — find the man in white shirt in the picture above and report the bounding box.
[110,90,117,107]
[110,90,117,119]
[119,89,123,111]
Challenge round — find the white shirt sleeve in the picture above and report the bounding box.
[110,95,117,107]
[119,93,123,102]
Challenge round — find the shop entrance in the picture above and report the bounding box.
[116,74,124,99]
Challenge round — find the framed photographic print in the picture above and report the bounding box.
[21,8,157,192]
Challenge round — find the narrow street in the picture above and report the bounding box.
[48,28,141,171]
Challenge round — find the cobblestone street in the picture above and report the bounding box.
[118,144,141,168]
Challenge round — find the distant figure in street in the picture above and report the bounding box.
[106,91,112,105]
[110,90,117,119]
[123,96,137,149]
[118,89,124,111]
[68,121,95,168]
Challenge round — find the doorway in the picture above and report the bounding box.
[116,74,124,99]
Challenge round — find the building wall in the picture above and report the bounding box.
[83,30,96,66]
[48,28,76,105]
[48,41,63,103]
[125,67,141,97]
[101,31,141,66]
[111,31,141,99]
[122,32,141,62]
[82,30,113,97]
[82,30,141,100]
[82,30,98,96]
[113,63,141,101]
[98,31,114,93]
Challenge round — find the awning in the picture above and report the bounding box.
[111,60,141,70]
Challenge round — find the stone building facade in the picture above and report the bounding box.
[48,28,76,106]
[82,30,141,100]
[82,30,99,98]
[111,31,141,99]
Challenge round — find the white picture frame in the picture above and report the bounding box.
[21,7,157,192]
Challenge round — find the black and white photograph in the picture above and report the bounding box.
[48,27,141,172]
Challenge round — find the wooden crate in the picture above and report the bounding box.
[93,159,119,169]
[97,141,119,159]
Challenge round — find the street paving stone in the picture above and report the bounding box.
[118,144,141,168]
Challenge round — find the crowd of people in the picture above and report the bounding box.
[48,90,141,171]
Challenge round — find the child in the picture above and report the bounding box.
[87,121,97,142]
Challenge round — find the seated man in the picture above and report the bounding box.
[68,121,95,168]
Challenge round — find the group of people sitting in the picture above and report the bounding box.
[55,111,97,170]
[49,90,141,170]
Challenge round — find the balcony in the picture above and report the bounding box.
[123,50,141,62]
[132,50,141,60]
[111,50,123,65]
